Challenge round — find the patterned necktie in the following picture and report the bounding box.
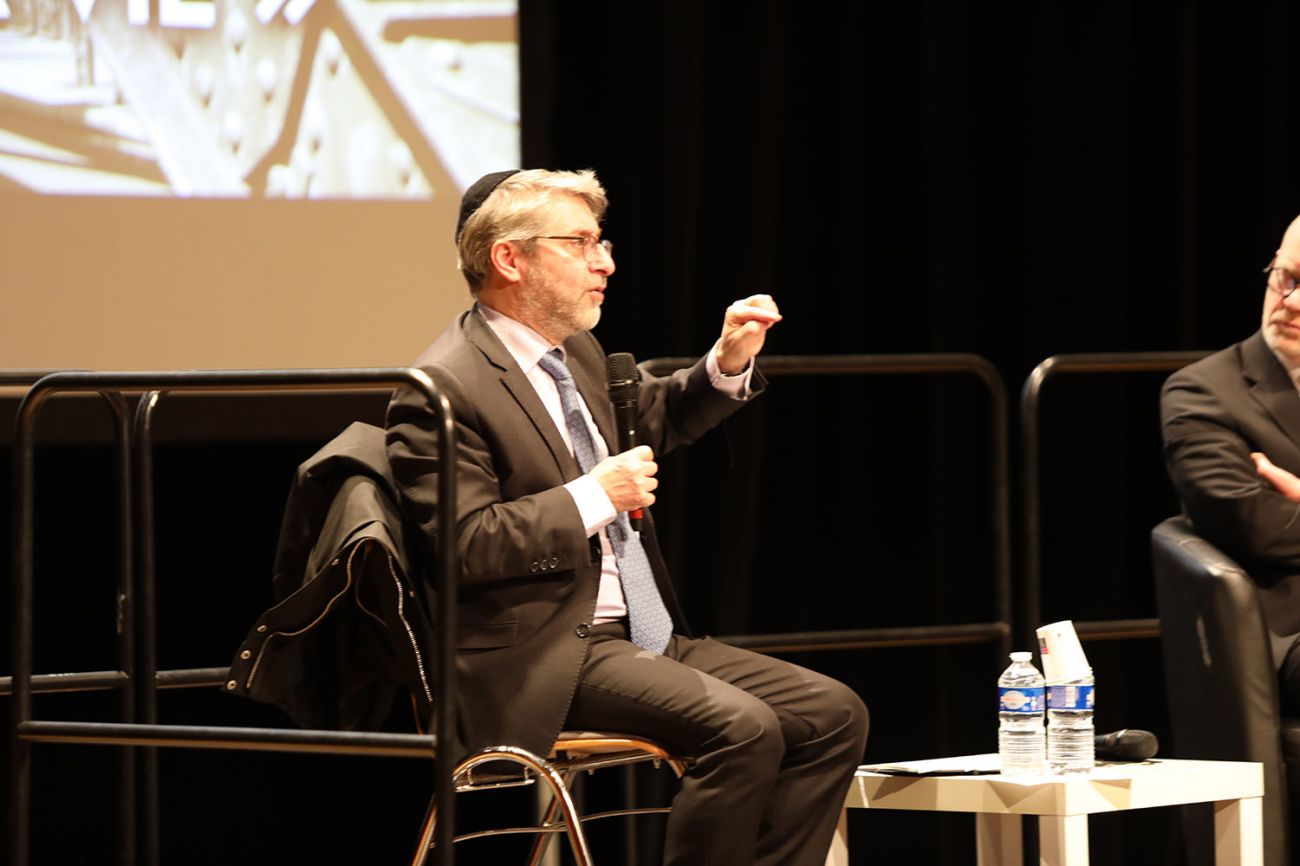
[536,349,673,653]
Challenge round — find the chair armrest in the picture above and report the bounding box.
[1152,516,1283,762]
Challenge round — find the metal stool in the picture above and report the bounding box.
[411,731,690,866]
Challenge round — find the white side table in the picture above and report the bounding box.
[836,756,1263,866]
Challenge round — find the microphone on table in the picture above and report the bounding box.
[606,352,643,532]
[1094,729,1159,761]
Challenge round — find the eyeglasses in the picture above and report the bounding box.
[1263,259,1300,299]
[532,235,614,261]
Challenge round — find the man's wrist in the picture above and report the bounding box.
[713,344,749,376]
[706,343,753,398]
[564,475,617,535]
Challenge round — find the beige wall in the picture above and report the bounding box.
[1,194,471,370]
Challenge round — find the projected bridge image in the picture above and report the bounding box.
[0,0,518,198]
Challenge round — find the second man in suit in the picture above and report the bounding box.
[1162,213,1300,714]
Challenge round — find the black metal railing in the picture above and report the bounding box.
[645,353,1013,659]
[0,371,80,386]
[1019,351,1210,644]
[8,370,458,866]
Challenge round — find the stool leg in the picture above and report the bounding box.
[525,767,571,866]
[408,795,438,866]
[524,760,593,866]
[409,747,593,866]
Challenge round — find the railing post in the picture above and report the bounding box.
[1019,351,1209,644]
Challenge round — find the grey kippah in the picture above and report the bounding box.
[456,170,521,243]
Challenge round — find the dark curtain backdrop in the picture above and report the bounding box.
[515,2,1300,863]
[8,3,1300,865]
[523,1,1300,365]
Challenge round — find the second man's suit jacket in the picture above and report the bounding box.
[385,307,762,757]
[1161,330,1300,667]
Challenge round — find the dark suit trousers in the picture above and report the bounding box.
[565,623,869,866]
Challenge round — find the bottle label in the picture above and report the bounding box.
[998,686,1045,713]
[1047,684,1095,710]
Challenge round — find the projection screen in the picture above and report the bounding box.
[0,0,518,370]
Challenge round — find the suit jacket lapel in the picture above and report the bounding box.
[1244,330,1300,452]
[461,309,578,479]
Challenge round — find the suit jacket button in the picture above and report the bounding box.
[549,556,559,568]
[575,623,590,639]
[529,561,540,573]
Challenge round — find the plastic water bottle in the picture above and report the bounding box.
[1047,671,1095,774]
[997,651,1046,775]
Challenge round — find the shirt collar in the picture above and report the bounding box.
[477,302,565,373]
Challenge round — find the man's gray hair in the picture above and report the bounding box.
[457,168,608,293]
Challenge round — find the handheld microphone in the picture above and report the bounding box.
[1093,729,1159,761]
[606,352,643,532]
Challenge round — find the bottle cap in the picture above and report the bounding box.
[1009,651,1032,662]
[1035,620,1091,683]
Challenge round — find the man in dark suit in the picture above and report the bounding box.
[1162,215,1300,710]
[386,169,868,866]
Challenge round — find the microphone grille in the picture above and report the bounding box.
[606,352,639,389]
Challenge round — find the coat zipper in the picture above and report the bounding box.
[384,546,433,705]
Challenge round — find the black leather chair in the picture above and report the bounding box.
[1152,515,1300,866]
